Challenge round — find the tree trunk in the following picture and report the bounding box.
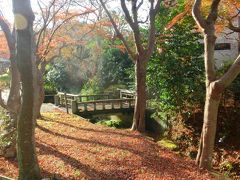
[35,68,44,118]
[196,82,222,169]
[196,33,223,170]
[7,58,21,117]
[0,16,21,159]
[2,56,21,159]
[131,57,147,132]
[13,0,41,178]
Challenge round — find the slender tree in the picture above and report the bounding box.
[99,0,161,132]
[193,0,240,170]
[13,0,41,178]
[0,16,21,158]
[34,0,94,118]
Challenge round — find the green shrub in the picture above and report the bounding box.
[45,62,69,92]
[96,119,127,128]
[0,73,10,88]
[44,82,57,95]
[147,16,205,130]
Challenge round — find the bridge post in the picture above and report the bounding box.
[102,102,105,110]
[120,90,122,99]
[54,95,60,106]
[64,93,69,114]
[83,103,87,111]
[120,101,123,109]
[71,100,78,114]
[93,103,96,110]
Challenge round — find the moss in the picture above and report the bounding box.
[157,139,178,151]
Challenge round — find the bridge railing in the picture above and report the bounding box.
[54,91,157,113]
[55,92,111,105]
[72,98,135,114]
[54,92,135,114]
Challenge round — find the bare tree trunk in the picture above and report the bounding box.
[7,59,21,116]
[193,0,240,170]
[196,84,222,169]
[132,58,147,132]
[13,0,41,178]
[0,19,21,158]
[35,68,44,118]
[0,17,21,118]
[196,33,223,170]
[2,57,21,159]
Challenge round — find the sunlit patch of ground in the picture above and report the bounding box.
[0,111,213,179]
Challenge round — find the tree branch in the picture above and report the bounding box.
[121,0,143,54]
[219,55,240,87]
[228,19,240,32]
[192,0,206,30]
[206,0,221,23]
[99,0,135,60]
[120,0,135,28]
[146,0,161,59]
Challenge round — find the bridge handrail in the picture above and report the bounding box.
[77,98,135,104]
[55,91,136,114]
[57,92,110,98]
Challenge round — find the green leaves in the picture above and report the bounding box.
[147,16,205,121]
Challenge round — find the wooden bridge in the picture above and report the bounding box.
[54,89,136,116]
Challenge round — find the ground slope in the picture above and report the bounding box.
[0,111,213,179]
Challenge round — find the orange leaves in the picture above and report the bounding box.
[168,0,240,34]
[114,44,126,53]
[166,1,192,30]
[0,33,9,59]
[0,111,214,179]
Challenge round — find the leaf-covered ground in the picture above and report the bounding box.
[0,111,214,179]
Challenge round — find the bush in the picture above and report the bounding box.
[45,62,69,92]
[44,81,57,95]
[147,16,205,129]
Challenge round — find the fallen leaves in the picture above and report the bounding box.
[0,111,213,179]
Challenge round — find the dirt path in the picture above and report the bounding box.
[40,103,65,113]
[0,111,214,179]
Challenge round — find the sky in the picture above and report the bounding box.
[0,0,38,23]
[0,0,150,24]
